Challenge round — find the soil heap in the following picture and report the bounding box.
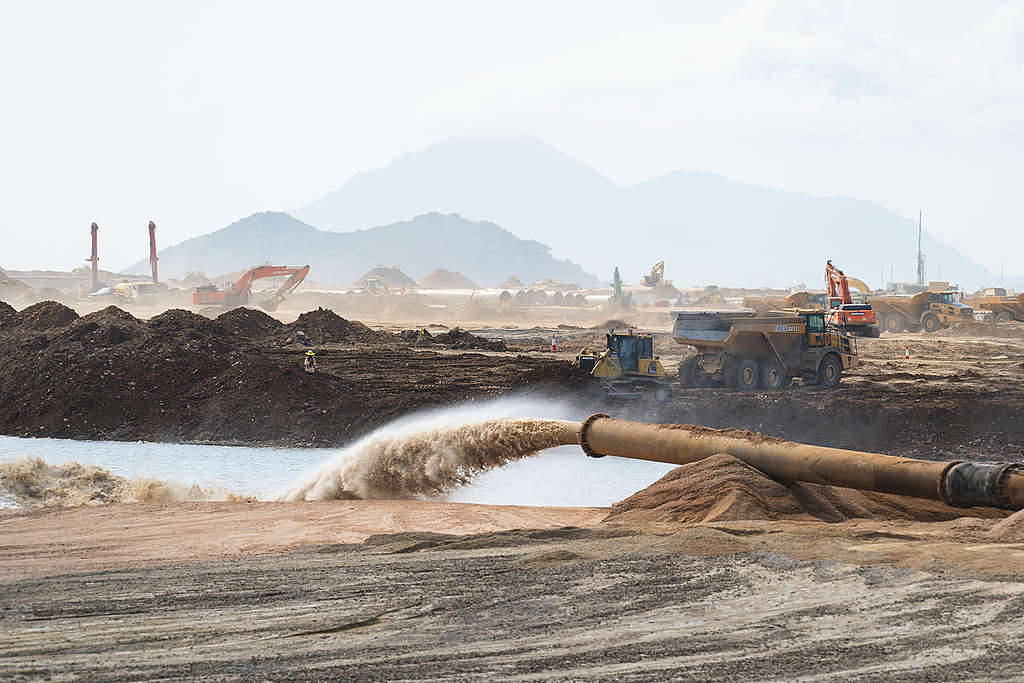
[418,268,479,289]
[0,300,15,329]
[65,306,146,346]
[216,307,284,338]
[284,307,386,344]
[605,454,1008,524]
[399,327,507,351]
[6,301,79,331]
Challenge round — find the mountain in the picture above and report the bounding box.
[299,134,1015,291]
[128,211,598,287]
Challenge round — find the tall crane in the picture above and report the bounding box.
[825,260,879,337]
[86,222,99,291]
[192,265,310,311]
[148,221,159,284]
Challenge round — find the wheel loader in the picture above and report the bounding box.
[572,329,673,402]
[674,310,858,390]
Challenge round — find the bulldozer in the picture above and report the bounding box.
[674,309,858,389]
[573,329,673,402]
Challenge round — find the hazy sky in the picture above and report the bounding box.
[2,0,1021,273]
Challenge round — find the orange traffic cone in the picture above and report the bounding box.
[904,346,910,359]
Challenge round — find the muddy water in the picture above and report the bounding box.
[0,436,674,508]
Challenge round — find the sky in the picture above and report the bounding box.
[1,0,1021,274]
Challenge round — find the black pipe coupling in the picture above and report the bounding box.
[941,462,1024,510]
[579,413,609,458]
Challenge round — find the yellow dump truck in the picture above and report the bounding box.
[673,310,858,389]
[966,293,1024,323]
[868,291,973,333]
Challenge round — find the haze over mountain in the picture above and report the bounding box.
[129,211,597,288]
[300,134,1016,291]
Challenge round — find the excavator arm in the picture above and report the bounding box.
[259,265,310,311]
[642,261,664,287]
[825,260,853,306]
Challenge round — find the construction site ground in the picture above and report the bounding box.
[4,300,1024,678]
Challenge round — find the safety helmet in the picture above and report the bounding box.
[305,350,316,356]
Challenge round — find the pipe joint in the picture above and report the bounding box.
[579,413,609,458]
[942,462,1024,510]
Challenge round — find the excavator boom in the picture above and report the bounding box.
[192,265,310,308]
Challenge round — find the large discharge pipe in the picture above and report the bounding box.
[576,415,1024,510]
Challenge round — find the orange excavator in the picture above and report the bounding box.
[192,265,310,311]
[826,260,879,337]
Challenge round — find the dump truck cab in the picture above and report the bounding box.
[572,329,672,402]
[674,310,857,390]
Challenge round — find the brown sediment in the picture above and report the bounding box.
[279,418,579,501]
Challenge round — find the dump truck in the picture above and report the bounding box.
[868,290,973,333]
[742,291,825,315]
[966,292,1024,323]
[673,310,858,390]
[572,329,673,402]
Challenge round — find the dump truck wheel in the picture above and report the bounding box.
[728,357,761,390]
[654,384,673,403]
[760,360,788,390]
[677,357,697,388]
[882,314,901,334]
[996,311,1013,324]
[921,312,940,333]
[817,354,842,388]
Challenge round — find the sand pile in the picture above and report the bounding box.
[6,300,79,331]
[284,307,383,344]
[0,457,249,508]
[279,418,578,501]
[605,454,1008,524]
[988,508,1024,541]
[418,268,479,289]
[948,321,1024,339]
[216,307,284,338]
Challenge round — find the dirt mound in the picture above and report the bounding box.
[216,307,283,338]
[0,300,15,329]
[418,268,479,289]
[148,308,225,337]
[399,327,507,351]
[64,306,145,346]
[284,307,384,344]
[988,508,1024,541]
[356,266,418,288]
[433,328,507,351]
[8,301,79,331]
[947,321,1024,339]
[605,454,1007,524]
[595,319,627,330]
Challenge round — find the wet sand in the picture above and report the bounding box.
[2,501,1024,680]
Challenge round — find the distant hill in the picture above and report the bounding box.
[299,134,1016,291]
[128,211,598,288]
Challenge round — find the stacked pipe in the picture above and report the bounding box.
[574,415,1024,510]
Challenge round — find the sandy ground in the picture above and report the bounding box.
[2,501,1024,680]
[0,501,606,581]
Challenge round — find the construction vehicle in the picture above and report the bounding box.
[642,261,664,287]
[868,290,973,333]
[112,280,162,303]
[966,290,1024,323]
[742,291,826,315]
[674,310,858,390]
[192,265,310,311]
[572,329,672,402]
[825,260,879,337]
